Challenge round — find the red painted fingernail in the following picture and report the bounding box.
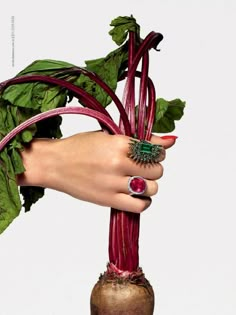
[160,135,178,140]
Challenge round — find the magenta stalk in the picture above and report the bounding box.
[0,74,131,136]
[52,67,132,136]
[0,106,122,152]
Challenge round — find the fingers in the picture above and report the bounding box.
[112,134,177,180]
[111,193,152,213]
[123,157,164,180]
[108,135,177,213]
[117,176,158,197]
[98,174,157,213]
[150,134,178,149]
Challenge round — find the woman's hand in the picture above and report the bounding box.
[17,131,176,213]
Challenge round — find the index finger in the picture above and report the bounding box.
[150,134,178,149]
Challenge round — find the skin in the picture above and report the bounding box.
[16,131,176,213]
[91,280,154,315]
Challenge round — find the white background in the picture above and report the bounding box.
[0,1,236,314]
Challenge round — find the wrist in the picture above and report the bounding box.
[16,138,60,188]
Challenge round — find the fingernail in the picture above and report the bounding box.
[160,135,178,140]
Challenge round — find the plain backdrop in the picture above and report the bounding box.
[0,1,236,314]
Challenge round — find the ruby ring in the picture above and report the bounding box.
[128,176,147,195]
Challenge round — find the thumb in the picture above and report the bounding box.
[150,134,178,149]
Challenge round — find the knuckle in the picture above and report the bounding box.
[113,135,129,152]
[110,156,123,171]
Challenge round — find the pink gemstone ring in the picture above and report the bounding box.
[128,176,147,195]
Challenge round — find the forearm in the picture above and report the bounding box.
[16,138,60,188]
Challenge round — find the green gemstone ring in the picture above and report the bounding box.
[128,139,165,165]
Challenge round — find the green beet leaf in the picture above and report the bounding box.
[34,115,63,139]
[17,59,76,76]
[2,83,38,109]
[154,98,169,121]
[2,81,68,111]
[0,149,22,234]
[32,83,68,112]
[152,98,186,133]
[75,44,128,107]
[8,147,25,174]
[109,15,140,46]
[2,59,75,110]
[20,186,45,212]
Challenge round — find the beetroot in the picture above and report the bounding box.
[90,264,154,315]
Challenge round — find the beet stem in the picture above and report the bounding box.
[0,107,121,151]
[0,27,163,276]
[120,31,136,136]
[137,52,149,140]
[1,75,112,119]
[108,31,164,273]
[54,67,132,136]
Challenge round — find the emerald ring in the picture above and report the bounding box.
[128,139,165,165]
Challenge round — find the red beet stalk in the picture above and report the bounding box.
[0,29,163,274]
[119,31,136,135]
[0,73,131,136]
[0,106,121,152]
[52,66,132,136]
[108,31,163,272]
